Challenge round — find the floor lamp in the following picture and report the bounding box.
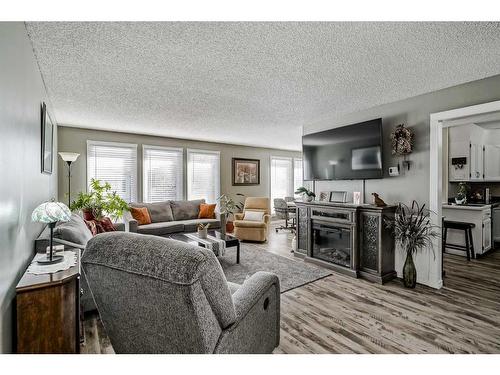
[58,152,80,207]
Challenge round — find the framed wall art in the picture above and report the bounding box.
[41,102,54,174]
[232,158,260,186]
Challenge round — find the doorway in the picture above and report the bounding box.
[429,100,500,288]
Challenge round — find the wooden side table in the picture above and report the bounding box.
[15,249,81,353]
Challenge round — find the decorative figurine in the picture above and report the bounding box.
[372,193,387,207]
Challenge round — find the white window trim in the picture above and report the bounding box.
[187,148,221,156]
[186,148,221,202]
[143,144,183,153]
[86,140,138,201]
[142,145,184,202]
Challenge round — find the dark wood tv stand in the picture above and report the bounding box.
[294,201,397,284]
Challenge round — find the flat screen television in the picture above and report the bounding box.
[303,118,383,180]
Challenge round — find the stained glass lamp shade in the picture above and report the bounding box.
[32,201,71,264]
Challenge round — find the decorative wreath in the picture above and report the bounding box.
[390,124,414,156]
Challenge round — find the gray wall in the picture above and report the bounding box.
[57,127,301,205]
[0,23,58,353]
[304,74,500,287]
[305,74,500,206]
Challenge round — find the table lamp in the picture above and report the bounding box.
[58,152,80,206]
[32,200,71,264]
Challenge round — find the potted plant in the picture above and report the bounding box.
[70,179,130,221]
[455,182,469,205]
[217,193,245,233]
[295,187,316,202]
[386,201,439,288]
[197,223,210,239]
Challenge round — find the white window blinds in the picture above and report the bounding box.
[270,156,293,212]
[293,158,303,196]
[143,146,183,202]
[187,149,220,203]
[87,141,138,203]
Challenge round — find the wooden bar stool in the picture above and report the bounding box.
[443,220,475,261]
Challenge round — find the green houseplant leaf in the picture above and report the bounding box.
[70,178,130,221]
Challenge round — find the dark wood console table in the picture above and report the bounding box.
[295,201,396,284]
[15,249,81,353]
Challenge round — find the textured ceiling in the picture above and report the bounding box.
[26,22,500,151]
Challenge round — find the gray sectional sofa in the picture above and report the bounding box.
[125,199,221,236]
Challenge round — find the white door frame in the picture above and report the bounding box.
[429,100,500,289]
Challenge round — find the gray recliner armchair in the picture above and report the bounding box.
[82,232,281,353]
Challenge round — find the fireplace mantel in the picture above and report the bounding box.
[294,201,397,284]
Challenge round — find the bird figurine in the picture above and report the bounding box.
[372,193,387,207]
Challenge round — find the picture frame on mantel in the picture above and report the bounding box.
[41,102,54,174]
[232,158,260,186]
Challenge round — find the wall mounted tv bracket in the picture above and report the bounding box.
[451,157,467,170]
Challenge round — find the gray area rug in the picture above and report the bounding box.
[219,244,331,293]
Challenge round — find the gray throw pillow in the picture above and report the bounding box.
[170,199,205,221]
[130,201,174,223]
[53,213,93,246]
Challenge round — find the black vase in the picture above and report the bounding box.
[403,252,417,288]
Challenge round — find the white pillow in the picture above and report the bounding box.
[243,211,265,222]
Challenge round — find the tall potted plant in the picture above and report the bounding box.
[217,193,245,233]
[70,179,130,221]
[386,200,439,288]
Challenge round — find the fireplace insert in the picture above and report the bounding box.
[311,221,353,268]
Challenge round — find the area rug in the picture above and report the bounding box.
[219,243,331,293]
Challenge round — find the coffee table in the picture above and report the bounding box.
[169,230,241,264]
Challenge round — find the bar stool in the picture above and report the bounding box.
[442,220,475,261]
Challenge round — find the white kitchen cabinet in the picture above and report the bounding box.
[448,141,470,181]
[484,145,500,180]
[469,142,484,180]
[442,205,492,257]
[483,216,492,253]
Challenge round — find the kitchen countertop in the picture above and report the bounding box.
[442,203,492,211]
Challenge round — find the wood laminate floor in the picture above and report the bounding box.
[81,222,500,354]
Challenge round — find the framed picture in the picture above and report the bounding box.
[41,102,54,174]
[353,192,362,205]
[319,191,331,202]
[232,158,260,186]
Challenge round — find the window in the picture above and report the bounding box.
[87,141,138,203]
[187,149,220,203]
[270,156,293,212]
[293,158,303,197]
[143,145,183,202]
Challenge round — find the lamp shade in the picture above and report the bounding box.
[32,201,71,223]
[58,152,80,162]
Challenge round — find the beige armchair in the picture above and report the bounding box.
[233,197,271,242]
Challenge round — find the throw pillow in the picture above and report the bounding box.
[198,203,216,219]
[84,219,98,236]
[170,199,205,220]
[99,217,116,232]
[82,209,95,221]
[129,201,174,223]
[243,210,265,222]
[129,207,152,225]
[53,213,93,245]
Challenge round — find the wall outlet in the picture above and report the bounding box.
[389,166,400,177]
